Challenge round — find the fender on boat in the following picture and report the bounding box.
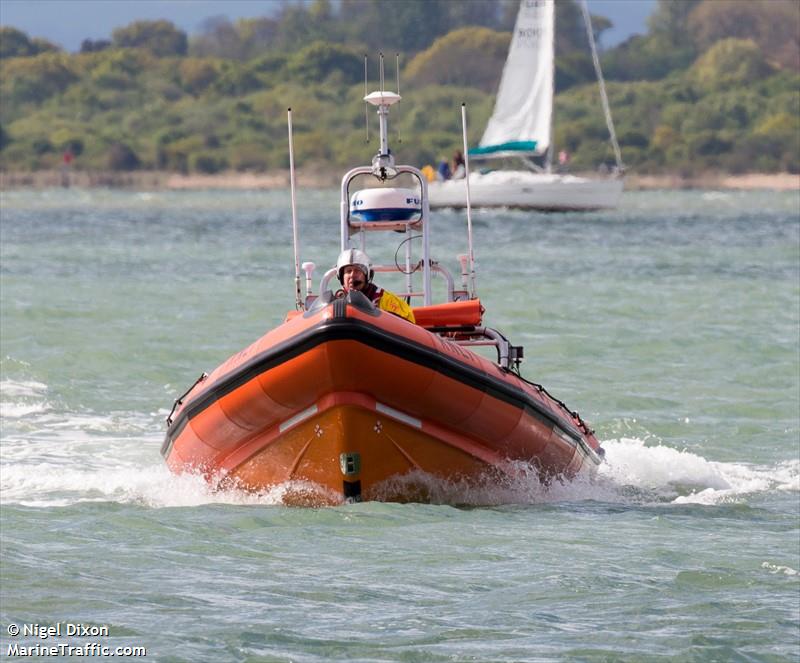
[412,299,484,329]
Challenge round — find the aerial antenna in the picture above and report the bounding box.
[395,53,402,144]
[461,103,477,298]
[379,51,385,93]
[287,108,302,310]
[363,54,369,143]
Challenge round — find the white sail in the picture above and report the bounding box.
[475,0,554,158]
[428,0,624,211]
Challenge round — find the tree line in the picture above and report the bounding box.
[0,0,797,177]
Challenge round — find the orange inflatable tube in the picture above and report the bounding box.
[162,293,602,505]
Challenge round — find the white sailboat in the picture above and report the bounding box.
[428,0,624,211]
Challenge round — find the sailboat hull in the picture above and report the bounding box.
[442,0,625,211]
[428,171,624,211]
[162,297,603,505]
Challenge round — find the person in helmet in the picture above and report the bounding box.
[336,248,416,323]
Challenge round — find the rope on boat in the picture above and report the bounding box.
[513,369,595,437]
[394,235,422,275]
[166,372,208,426]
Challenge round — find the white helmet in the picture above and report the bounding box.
[336,248,373,284]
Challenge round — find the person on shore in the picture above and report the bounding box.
[452,150,466,179]
[336,249,415,323]
[437,158,452,181]
[421,164,436,182]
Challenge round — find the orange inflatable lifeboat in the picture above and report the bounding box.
[162,84,604,505]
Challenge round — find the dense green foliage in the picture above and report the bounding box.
[0,0,797,176]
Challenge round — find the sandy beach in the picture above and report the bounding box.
[626,172,800,192]
[1,169,798,191]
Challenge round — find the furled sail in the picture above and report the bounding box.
[472,0,554,159]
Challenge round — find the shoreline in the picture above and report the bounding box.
[1,170,798,192]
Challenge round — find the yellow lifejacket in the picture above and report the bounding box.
[377,289,416,323]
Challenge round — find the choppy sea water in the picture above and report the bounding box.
[1,187,798,661]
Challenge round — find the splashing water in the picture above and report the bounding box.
[598,438,799,504]
[2,376,796,509]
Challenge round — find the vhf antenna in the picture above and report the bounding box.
[363,54,369,143]
[379,51,384,92]
[395,53,402,145]
[364,53,402,145]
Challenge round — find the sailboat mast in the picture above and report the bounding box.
[580,0,624,172]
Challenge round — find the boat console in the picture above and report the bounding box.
[290,81,528,373]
